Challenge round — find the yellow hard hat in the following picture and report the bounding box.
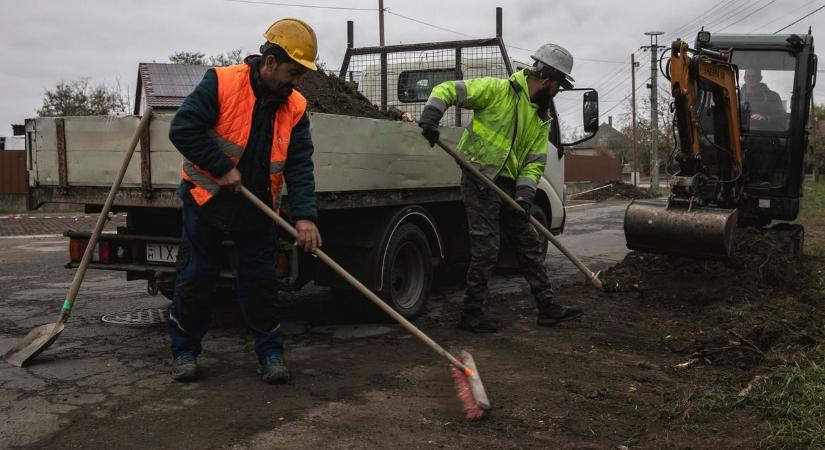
[262,18,318,71]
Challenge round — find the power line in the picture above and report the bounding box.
[701,0,760,31]
[748,0,819,32]
[224,0,376,11]
[385,11,623,64]
[226,0,622,65]
[384,10,477,38]
[661,0,743,42]
[775,3,825,33]
[717,0,778,31]
[504,43,623,64]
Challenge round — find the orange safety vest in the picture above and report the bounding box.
[180,63,307,209]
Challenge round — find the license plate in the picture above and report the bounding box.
[146,243,178,263]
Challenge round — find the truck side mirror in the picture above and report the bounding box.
[583,90,599,135]
[558,88,600,149]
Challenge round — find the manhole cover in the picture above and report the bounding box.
[101,308,169,326]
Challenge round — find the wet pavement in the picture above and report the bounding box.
[0,200,632,449]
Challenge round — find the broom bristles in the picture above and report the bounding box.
[451,366,486,420]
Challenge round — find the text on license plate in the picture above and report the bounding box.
[146,243,178,263]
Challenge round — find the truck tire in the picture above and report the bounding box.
[378,223,432,319]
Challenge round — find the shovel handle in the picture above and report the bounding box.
[238,187,470,373]
[434,139,603,291]
[57,108,154,326]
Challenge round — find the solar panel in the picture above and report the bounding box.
[143,63,209,99]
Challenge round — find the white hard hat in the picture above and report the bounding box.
[530,43,575,89]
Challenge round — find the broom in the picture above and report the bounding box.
[239,187,490,419]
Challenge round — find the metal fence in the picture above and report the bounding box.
[0,151,26,194]
[339,37,513,127]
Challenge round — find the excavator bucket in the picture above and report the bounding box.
[624,199,738,259]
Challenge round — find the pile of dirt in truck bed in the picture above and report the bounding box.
[573,181,657,201]
[298,70,404,120]
[596,227,824,370]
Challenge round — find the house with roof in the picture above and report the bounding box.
[565,116,630,185]
[134,63,209,114]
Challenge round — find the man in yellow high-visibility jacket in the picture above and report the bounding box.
[418,43,583,333]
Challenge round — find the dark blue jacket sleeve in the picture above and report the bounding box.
[169,69,234,178]
[284,113,318,221]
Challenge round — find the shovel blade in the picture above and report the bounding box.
[4,323,65,367]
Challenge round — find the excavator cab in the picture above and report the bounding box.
[624,31,816,258]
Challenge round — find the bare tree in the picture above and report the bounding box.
[208,49,244,66]
[38,78,128,117]
[169,49,244,66]
[169,51,207,65]
[617,89,674,172]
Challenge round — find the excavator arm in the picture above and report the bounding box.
[670,40,743,170]
[624,40,744,259]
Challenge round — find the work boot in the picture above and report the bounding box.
[537,303,584,327]
[259,353,290,384]
[171,351,198,382]
[457,311,500,333]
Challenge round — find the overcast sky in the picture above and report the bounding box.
[1,0,823,138]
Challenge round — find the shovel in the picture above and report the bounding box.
[434,139,603,290]
[4,108,154,367]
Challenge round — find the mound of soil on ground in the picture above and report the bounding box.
[574,181,657,201]
[298,71,402,120]
[598,228,824,370]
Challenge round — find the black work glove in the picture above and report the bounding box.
[515,197,533,221]
[418,104,444,147]
[420,123,440,147]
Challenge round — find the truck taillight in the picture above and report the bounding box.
[69,238,87,262]
[69,238,113,263]
[98,242,113,263]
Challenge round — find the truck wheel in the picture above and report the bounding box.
[378,223,432,319]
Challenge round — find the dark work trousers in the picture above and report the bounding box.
[460,173,555,314]
[168,203,284,360]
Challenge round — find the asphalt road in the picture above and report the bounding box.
[0,201,631,449]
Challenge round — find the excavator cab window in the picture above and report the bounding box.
[733,50,796,133]
[732,50,797,188]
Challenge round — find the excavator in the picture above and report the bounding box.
[624,30,817,258]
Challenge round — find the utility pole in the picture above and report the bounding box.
[378,0,385,46]
[631,53,639,186]
[644,31,664,192]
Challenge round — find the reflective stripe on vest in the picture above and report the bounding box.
[180,63,307,207]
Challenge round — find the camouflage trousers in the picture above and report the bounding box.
[461,173,555,314]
